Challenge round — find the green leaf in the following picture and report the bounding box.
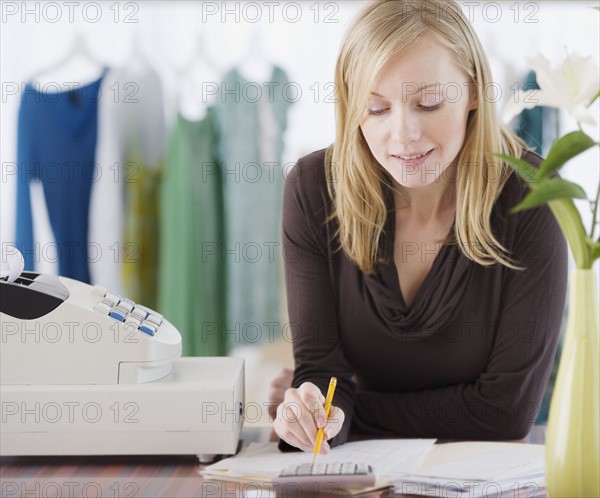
[539,131,597,179]
[496,153,539,184]
[548,199,591,268]
[510,178,588,213]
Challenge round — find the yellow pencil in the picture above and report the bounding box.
[312,377,337,465]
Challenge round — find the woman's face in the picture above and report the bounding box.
[360,33,478,190]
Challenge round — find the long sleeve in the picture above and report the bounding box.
[277,148,569,449]
[278,155,357,451]
[352,187,568,440]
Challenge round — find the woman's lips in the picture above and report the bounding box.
[391,148,434,165]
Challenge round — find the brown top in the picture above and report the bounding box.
[278,147,568,451]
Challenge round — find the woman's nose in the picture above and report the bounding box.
[389,108,421,144]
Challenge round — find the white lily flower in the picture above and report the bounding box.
[502,52,600,126]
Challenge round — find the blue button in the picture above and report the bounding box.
[109,310,126,322]
[139,325,155,336]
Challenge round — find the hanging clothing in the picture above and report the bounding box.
[121,145,162,310]
[213,65,293,344]
[158,109,227,356]
[515,70,560,156]
[89,64,166,301]
[15,70,107,282]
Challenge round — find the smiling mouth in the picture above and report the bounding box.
[392,149,433,161]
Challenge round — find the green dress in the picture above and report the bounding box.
[158,107,227,356]
[213,65,293,345]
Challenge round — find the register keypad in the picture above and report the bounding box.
[92,286,163,337]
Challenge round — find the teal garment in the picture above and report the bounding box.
[213,65,293,346]
[158,108,227,356]
[515,70,560,156]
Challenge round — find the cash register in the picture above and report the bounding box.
[0,247,244,462]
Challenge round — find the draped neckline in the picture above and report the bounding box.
[363,185,472,333]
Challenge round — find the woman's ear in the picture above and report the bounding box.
[468,90,479,111]
[469,96,479,111]
[466,79,479,111]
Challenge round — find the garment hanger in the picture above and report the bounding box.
[176,33,222,121]
[127,32,153,72]
[178,33,220,78]
[236,30,273,83]
[29,31,104,85]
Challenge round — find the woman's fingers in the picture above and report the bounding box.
[275,418,312,452]
[287,385,323,447]
[273,382,328,451]
[311,406,344,455]
[273,381,346,453]
[323,405,345,441]
[298,381,326,425]
[274,399,313,451]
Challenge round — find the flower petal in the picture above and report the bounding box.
[506,52,599,127]
[526,53,570,103]
[569,104,598,126]
[561,53,600,102]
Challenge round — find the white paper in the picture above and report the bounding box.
[394,476,545,498]
[408,445,544,481]
[202,439,436,479]
[391,442,546,497]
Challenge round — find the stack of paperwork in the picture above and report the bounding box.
[201,439,435,494]
[201,439,546,496]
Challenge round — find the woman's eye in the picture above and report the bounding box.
[367,108,387,116]
[419,103,443,112]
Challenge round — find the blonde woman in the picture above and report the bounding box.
[272,0,567,454]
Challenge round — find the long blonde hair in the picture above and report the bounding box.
[326,0,528,274]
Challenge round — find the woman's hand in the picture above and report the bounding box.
[267,367,294,421]
[273,381,345,453]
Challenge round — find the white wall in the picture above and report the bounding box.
[1,0,598,264]
[2,0,598,426]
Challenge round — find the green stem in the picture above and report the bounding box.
[591,181,600,240]
[548,198,591,269]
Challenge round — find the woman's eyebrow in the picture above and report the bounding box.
[370,83,440,99]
